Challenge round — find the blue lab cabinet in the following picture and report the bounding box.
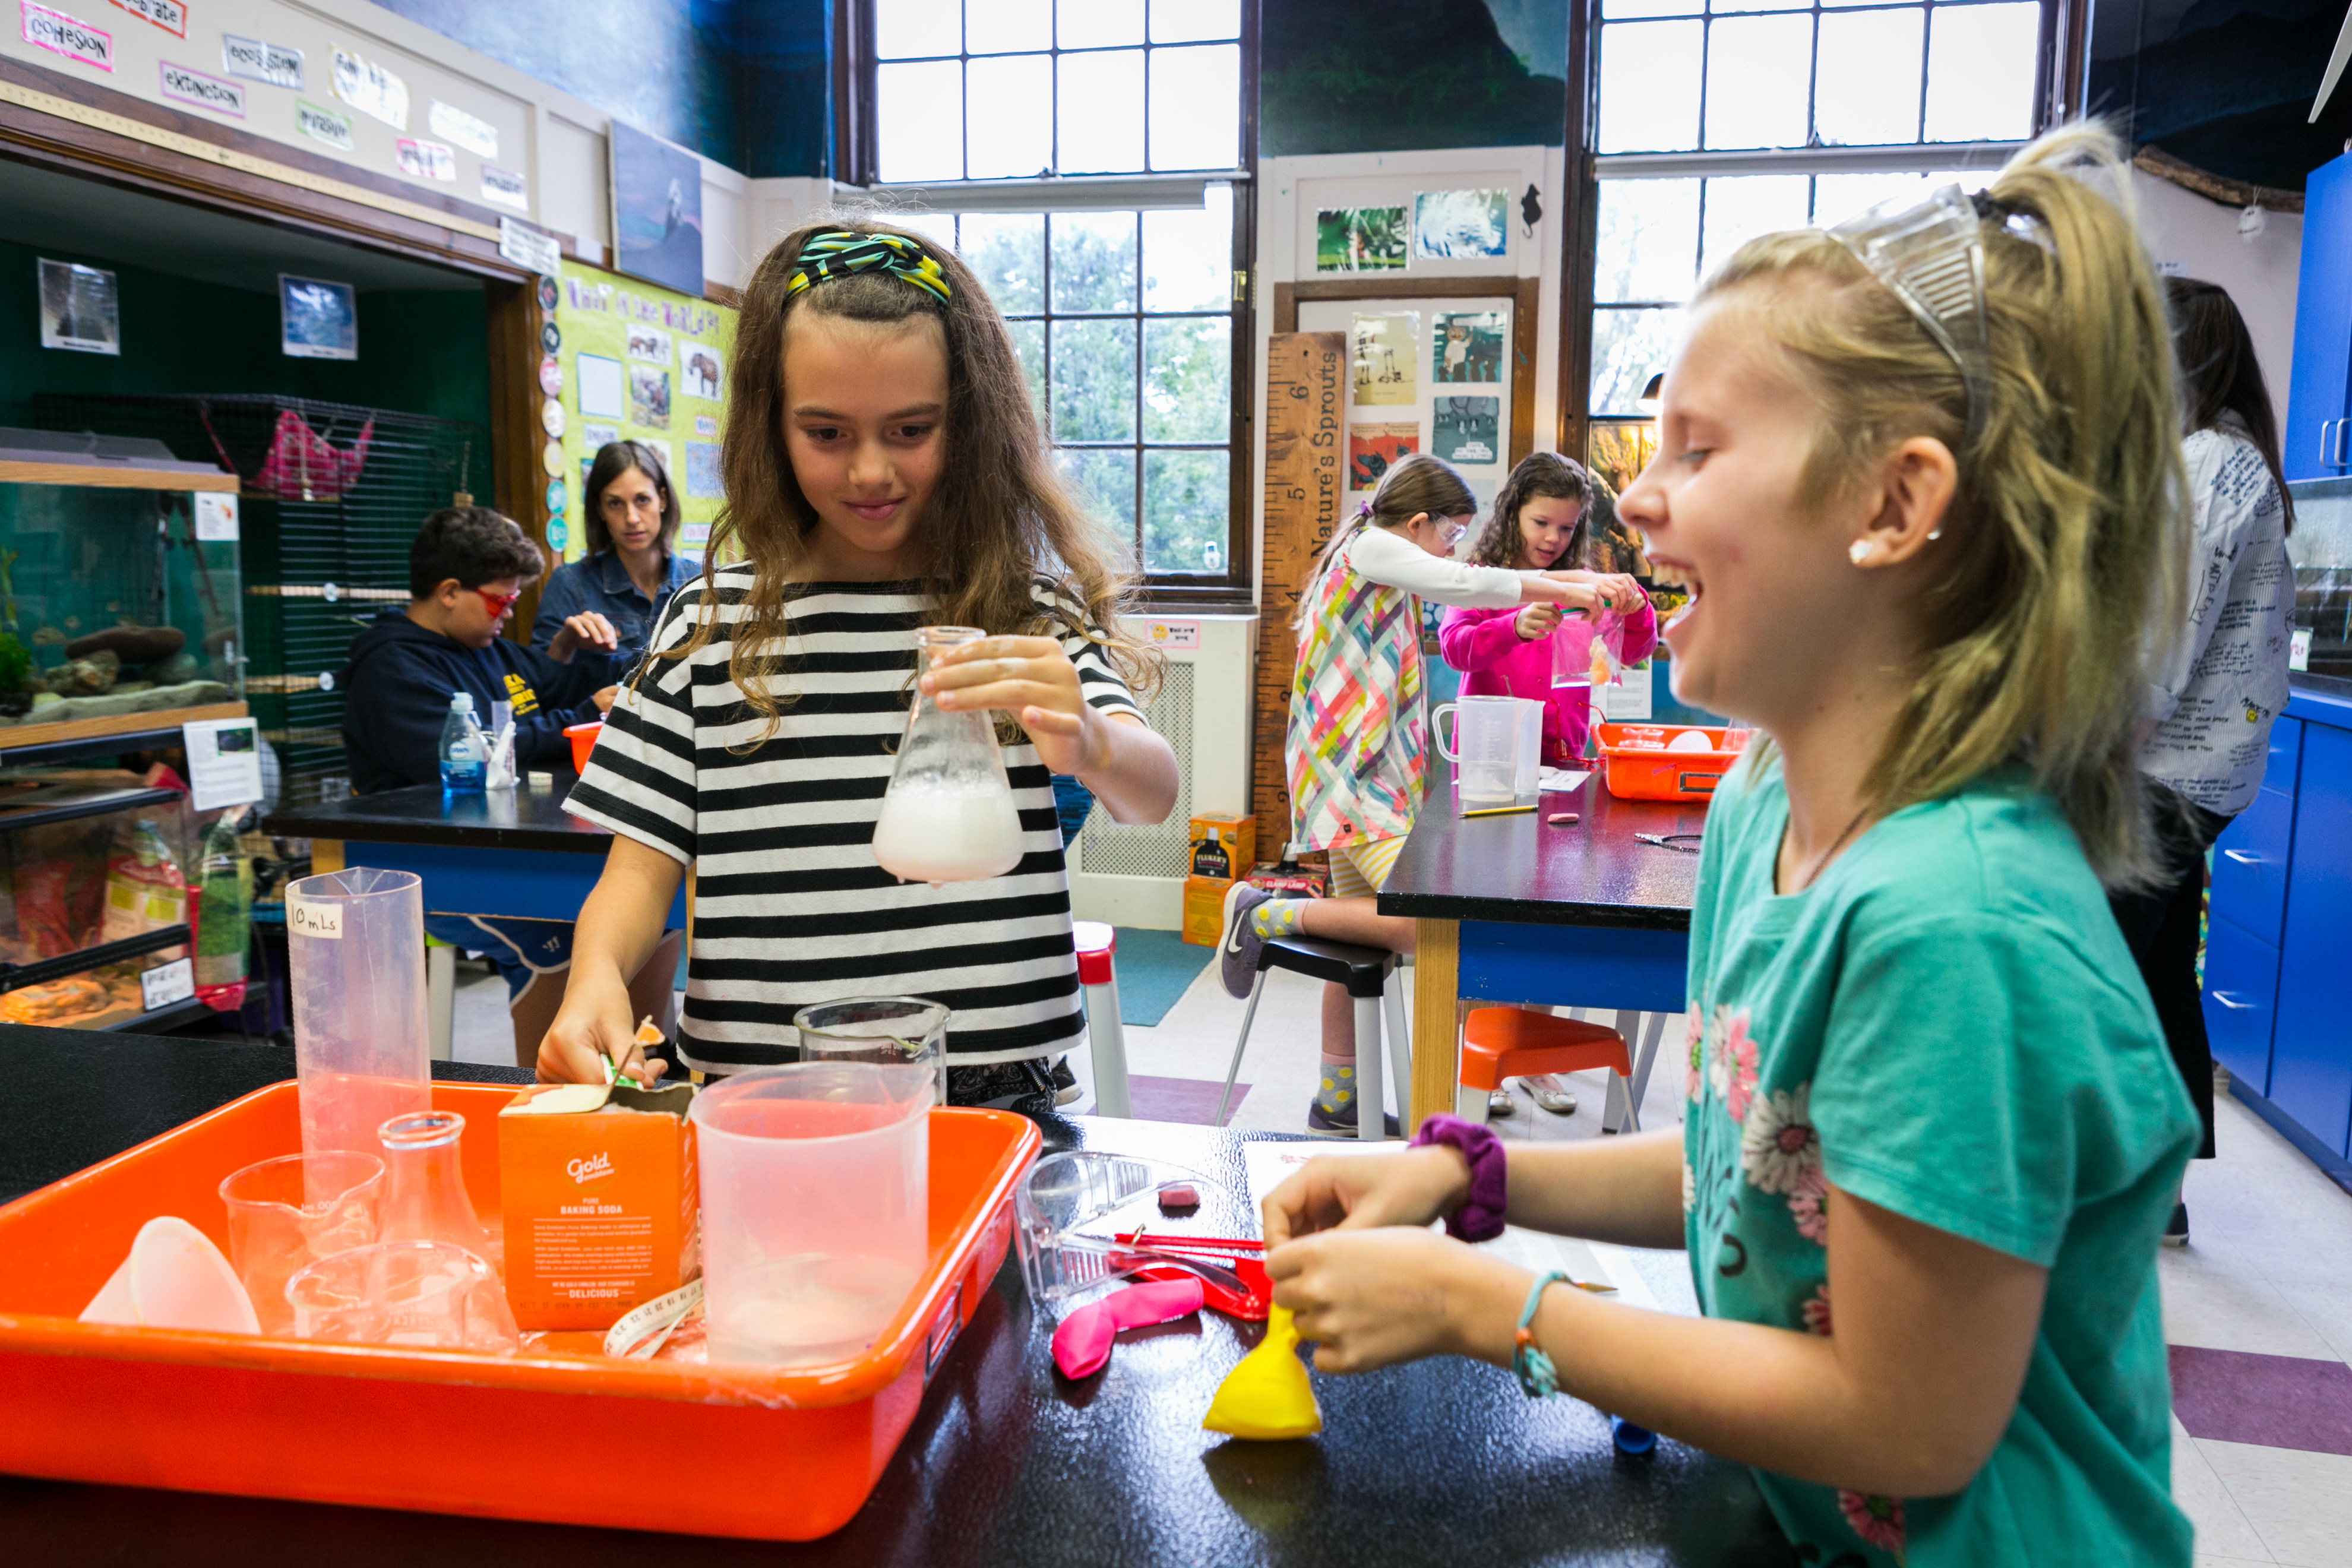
[2287,152,2352,481]
[2205,687,2352,1161]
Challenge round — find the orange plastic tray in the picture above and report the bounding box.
[1594,722,1749,802]
[0,1080,1039,1541]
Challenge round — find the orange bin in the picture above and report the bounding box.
[0,1081,1039,1541]
[1593,722,1749,802]
[563,719,602,773]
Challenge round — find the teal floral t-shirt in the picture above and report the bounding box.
[1682,757,2199,1566]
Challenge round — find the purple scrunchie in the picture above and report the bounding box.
[1411,1113,1507,1243]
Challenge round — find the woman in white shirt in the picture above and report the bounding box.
[2117,277,2295,1244]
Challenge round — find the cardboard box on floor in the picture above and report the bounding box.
[1183,875,1232,947]
[498,1080,700,1331]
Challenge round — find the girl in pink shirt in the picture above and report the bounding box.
[1440,454,1658,766]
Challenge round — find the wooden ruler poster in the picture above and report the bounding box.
[1253,331,1346,848]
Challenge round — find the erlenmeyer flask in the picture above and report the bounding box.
[872,625,1026,886]
[378,1110,504,1278]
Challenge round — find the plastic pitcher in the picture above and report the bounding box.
[286,868,431,1166]
[219,1151,386,1336]
[690,1063,931,1367]
[284,1240,520,1353]
[1432,695,1523,807]
[795,997,949,1111]
[871,626,1025,886]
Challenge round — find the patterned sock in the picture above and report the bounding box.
[1251,898,1307,941]
[1314,1054,1356,1114]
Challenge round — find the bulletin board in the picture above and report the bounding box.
[548,263,735,564]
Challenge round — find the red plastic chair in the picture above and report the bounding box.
[1460,1008,1637,1131]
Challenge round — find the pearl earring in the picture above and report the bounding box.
[1847,540,1872,565]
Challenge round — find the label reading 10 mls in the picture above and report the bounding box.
[140,957,195,1011]
[287,896,343,940]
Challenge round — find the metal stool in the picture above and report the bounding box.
[1072,919,1130,1117]
[1215,935,1410,1141]
[1458,1008,1633,1128]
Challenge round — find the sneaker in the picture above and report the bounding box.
[1306,1098,1401,1138]
[1219,883,1273,1000]
[2162,1202,2189,1248]
[1050,1057,1082,1107]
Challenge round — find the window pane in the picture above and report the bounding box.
[1923,2,2038,143]
[1052,318,1138,441]
[1149,44,1241,169]
[1811,167,1978,224]
[960,212,1045,314]
[966,55,1054,178]
[877,0,959,58]
[1699,173,1810,277]
[1598,22,1702,153]
[1058,49,1146,172]
[1058,448,1137,552]
[1051,211,1138,311]
[1595,178,1700,304]
[1704,14,1812,148]
[1604,0,1699,12]
[1006,318,1047,425]
[1143,317,1230,442]
[1590,307,1682,416]
[878,61,966,182]
[1709,0,1804,12]
[968,0,1052,53]
[1815,9,1923,146]
[1151,0,1240,42]
[1142,184,1232,309]
[893,210,961,257]
[1143,450,1230,573]
[1060,0,1145,48]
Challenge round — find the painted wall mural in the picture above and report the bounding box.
[2087,0,2352,192]
[1262,0,1567,157]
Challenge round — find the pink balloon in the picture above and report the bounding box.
[1051,1277,1205,1380]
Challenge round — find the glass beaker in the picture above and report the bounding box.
[690,1063,931,1367]
[1431,695,1523,807]
[1553,608,1627,691]
[871,626,1026,887]
[219,1151,386,1336]
[285,1240,520,1354]
[795,996,949,1109]
[286,867,431,1164]
[378,1110,503,1278]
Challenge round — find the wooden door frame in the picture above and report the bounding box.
[1270,277,1544,468]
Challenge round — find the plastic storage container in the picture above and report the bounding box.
[284,867,431,1161]
[1593,722,1750,801]
[0,1080,1038,1540]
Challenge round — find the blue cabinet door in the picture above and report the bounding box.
[2287,153,2352,482]
[2270,723,2352,1154]
[2212,785,2296,946]
[2204,913,2282,1095]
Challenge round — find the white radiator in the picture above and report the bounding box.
[1068,613,1257,929]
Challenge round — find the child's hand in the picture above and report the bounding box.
[536,964,666,1086]
[1515,603,1563,641]
[1540,571,1646,614]
[921,634,1106,777]
[1268,1227,1523,1373]
[1261,1145,1473,1246]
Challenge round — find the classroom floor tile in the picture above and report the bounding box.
[2194,1440,2352,1567]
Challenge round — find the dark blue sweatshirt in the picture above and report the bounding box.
[341,609,623,794]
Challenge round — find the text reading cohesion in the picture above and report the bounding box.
[21,2,113,71]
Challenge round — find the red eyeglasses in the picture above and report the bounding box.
[475,586,523,618]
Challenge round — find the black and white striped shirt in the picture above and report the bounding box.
[565,566,1144,1077]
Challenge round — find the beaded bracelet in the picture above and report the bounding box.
[1512,1270,1569,1398]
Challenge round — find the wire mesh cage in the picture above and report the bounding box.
[31,396,485,805]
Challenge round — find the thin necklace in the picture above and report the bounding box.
[1788,805,1870,893]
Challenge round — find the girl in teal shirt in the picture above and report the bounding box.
[1259,123,2202,1566]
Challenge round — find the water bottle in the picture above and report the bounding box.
[438,692,486,794]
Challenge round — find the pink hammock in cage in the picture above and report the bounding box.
[201,406,375,501]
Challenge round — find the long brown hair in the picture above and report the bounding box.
[583,440,681,556]
[2168,276,2294,535]
[1703,122,2187,887]
[1295,453,1477,631]
[1469,451,1594,570]
[666,217,1152,722]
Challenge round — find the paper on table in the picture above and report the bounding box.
[1538,769,1591,794]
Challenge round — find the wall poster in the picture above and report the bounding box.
[38,258,119,355]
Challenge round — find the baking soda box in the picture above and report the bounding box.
[498,1079,700,1330]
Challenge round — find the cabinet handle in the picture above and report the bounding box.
[2209,991,2256,1011]
[2329,419,2343,466]
[2340,419,2352,467]
[2221,849,2262,865]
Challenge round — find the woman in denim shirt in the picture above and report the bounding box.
[530,441,699,667]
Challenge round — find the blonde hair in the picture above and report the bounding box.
[1295,453,1477,631]
[1701,123,2185,887]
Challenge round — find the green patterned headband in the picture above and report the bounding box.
[784,230,953,305]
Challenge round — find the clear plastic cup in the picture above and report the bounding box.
[794,997,949,1109]
[218,1151,386,1336]
[689,1063,931,1367]
[286,868,431,1162]
[284,1240,520,1354]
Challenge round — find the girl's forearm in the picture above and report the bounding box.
[1503,1130,1689,1248]
[572,839,684,987]
[1079,712,1180,824]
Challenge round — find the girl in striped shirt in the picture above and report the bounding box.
[540,224,1178,1108]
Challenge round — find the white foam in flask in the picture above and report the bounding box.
[870,626,1029,888]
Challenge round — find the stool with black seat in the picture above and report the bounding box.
[1214,934,1411,1142]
